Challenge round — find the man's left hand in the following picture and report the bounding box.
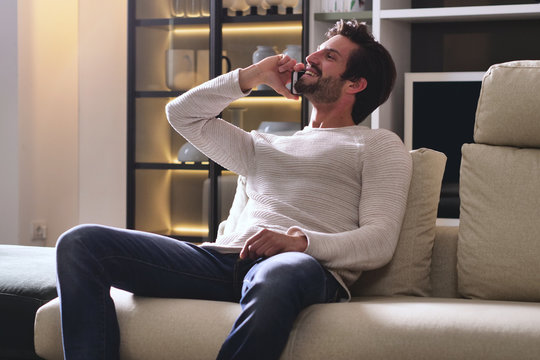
[239,228,308,260]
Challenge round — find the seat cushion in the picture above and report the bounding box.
[351,148,446,297]
[35,291,540,360]
[0,245,57,359]
[458,144,540,301]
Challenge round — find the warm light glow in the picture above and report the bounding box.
[173,226,209,236]
[223,24,302,34]
[173,27,209,36]
[174,23,302,36]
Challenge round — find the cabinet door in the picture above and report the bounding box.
[129,0,212,242]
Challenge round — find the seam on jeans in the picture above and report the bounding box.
[98,255,232,284]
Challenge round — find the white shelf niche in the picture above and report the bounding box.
[380,4,540,23]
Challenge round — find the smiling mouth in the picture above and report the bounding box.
[305,67,320,77]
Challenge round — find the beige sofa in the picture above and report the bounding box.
[34,61,540,359]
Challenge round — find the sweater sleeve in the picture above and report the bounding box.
[165,69,255,176]
[291,130,412,279]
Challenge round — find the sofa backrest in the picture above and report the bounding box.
[456,61,540,302]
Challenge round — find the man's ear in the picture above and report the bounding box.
[347,78,367,94]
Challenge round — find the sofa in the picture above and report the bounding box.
[32,60,540,359]
[0,245,57,359]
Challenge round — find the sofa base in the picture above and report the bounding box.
[35,289,540,360]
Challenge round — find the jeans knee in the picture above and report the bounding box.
[56,224,104,260]
[261,253,322,281]
[243,253,325,298]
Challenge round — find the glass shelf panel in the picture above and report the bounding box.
[135,168,210,241]
[135,23,209,92]
[170,169,209,239]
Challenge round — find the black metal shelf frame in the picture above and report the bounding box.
[126,0,309,241]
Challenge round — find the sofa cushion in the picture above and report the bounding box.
[0,245,57,359]
[351,148,446,297]
[35,291,540,360]
[475,60,540,148]
[430,226,459,299]
[457,144,540,301]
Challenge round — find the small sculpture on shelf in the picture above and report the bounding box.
[265,0,283,15]
[246,0,263,15]
[230,0,250,16]
[282,0,298,14]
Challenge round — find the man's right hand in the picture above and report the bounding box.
[239,54,304,100]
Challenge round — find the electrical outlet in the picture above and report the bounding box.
[32,221,47,243]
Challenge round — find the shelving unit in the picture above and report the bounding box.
[127,0,309,242]
[379,4,540,22]
[311,0,540,136]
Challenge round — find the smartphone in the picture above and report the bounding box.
[290,71,306,95]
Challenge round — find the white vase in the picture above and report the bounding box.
[177,143,207,162]
[166,49,195,91]
[252,45,277,90]
[283,45,302,91]
[265,0,282,14]
[283,44,302,62]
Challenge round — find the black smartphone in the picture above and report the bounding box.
[290,71,306,95]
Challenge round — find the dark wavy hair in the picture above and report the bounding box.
[326,20,396,124]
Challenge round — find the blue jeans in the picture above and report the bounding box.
[56,224,344,360]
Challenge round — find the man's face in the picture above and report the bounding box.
[294,35,359,103]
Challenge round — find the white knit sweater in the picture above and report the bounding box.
[166,70,412,294]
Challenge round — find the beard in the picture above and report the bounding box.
[294,74,345,103]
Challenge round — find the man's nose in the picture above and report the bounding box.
[306,50,321,65]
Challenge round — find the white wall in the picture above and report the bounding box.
[17,0,79,246]
[0,0,19,245]
[78,0,127,228]
[3,0,127,247]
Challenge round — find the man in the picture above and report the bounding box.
[56,20,412,360]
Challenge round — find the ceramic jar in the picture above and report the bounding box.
[252,45,277,90]
[283,44,302,62]
[166,49,195,91]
